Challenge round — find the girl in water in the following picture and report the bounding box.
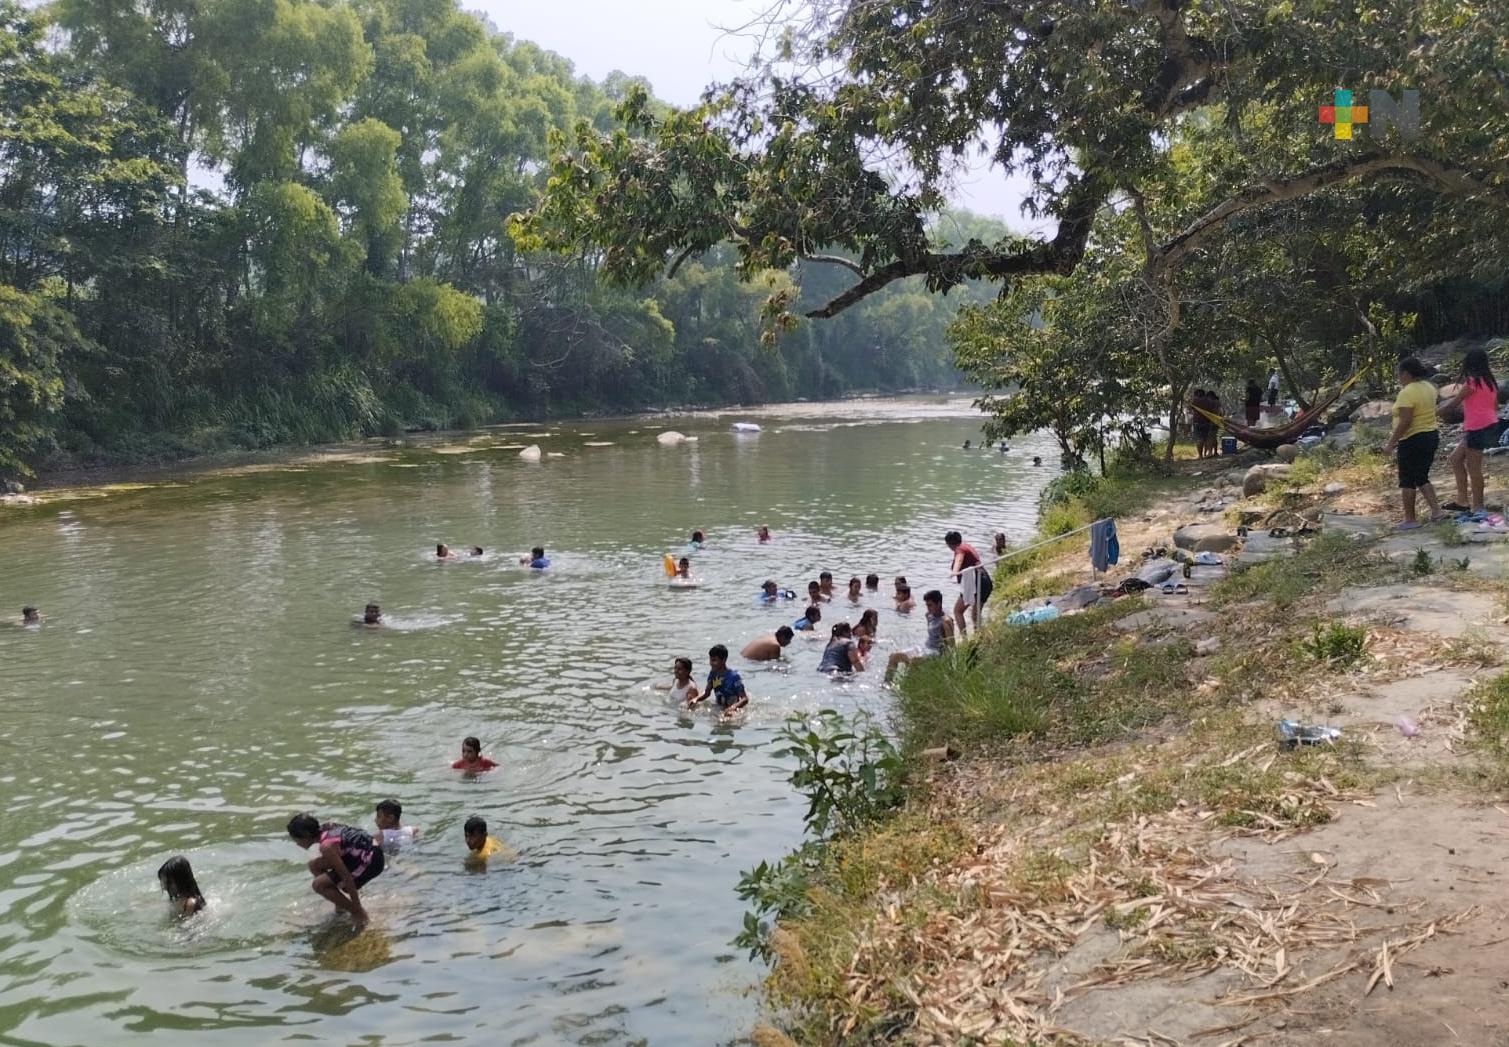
[158,855,206,916]
[659,657,700,705]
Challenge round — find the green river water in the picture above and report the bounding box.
[0,397,1056,1046]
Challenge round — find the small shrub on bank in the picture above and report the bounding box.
[1298,620,1369,667]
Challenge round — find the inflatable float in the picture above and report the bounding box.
[730,422,762,433]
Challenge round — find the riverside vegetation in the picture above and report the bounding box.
[0,0,1007,477]
[741,443,1509,1044]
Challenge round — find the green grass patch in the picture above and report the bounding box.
[1212,531,1390,608]
[1467,671,1509,787]
[894,602,1199,755]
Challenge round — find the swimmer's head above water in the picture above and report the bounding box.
[463,815,489,853]
[673,656,693,682]
[803,605,822,625]
[375,799,402,831]
[21,605,39,623]
[761,580,778,597]
[436,543,450,559]
[363,603,382,625]
[690,530,705,545]
[158,855,205,914]
[775,626,794,647]
[286,812,321,848]
[469,546,484,556]
[865,574,879,591]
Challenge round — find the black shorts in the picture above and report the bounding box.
[1465,426,1499,452]
[1397,431,1440,489]
[324,847,384,889]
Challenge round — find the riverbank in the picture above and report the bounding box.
[752,440,1509,1045]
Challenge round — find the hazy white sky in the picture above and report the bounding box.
[480,0,1046,235]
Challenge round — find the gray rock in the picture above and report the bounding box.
[1275,443,1300,463]
[1242,463,1293,497]
[1056,585,1101,612]
[1174,523,1238,553]
[1325,428,1356,450]
[1195,636,1222,656]
[1,479,23,494]
[1353,400,1395,426]
[1323,481,1347,495]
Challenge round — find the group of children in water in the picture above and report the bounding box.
[655,525,999,716]
[158,737,510,929]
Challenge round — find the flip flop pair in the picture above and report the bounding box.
[1160,582,1190,595]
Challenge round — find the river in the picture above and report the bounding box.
[0,397,1056,1045]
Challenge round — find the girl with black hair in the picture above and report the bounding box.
[1439,348,1500,515]
[157,855,206,916]
[1382,357,1446,529]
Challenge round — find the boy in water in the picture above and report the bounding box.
[469,546,484,557]
[689,644,749,715]
[741,626,794,662]
[374,799,419,854]
[436,543,454,560]
[894,583,916,614]
[793,605,822,632]
[846,576,863,603]
[360,603,383,627]
[885,590,955,682]
[521,547,550,569]
[287,812,382,929]
[806,580,824,605]
[452,736,498,773]
[818,572,836,601]
[865,573,880,593]
[20,605,40,625]
[463,815,509,862]
[676,556,692,579]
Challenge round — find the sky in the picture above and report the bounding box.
[481,0,1047,236]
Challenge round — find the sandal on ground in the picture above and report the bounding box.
[1269,527,1291,538]
[1393,521,1423,531]
[1441,501,1470,512]
[1174,583,1189,595]
[1161,582,1176,594]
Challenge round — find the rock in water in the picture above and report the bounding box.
[1173,523,1238,553]
[656,431,686,446]
[1275,443,1300,463]
[518,444,542,462]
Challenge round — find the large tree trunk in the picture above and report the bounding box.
[1165,381,1187,460]
[1270,339,1312,411]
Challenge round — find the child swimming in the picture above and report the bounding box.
[521,546,550,569]
[452,736,498,773]
[358,603,383,627]
[689,644,749,716]
[658,657,700,705]
[157,855,206,916]
[374,799,419,853]
[464,815,508,862]
[286,813,383,929]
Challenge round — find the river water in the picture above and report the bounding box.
[0,397,1055,1046]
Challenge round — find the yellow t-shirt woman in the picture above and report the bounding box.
[1392,380,1439,440]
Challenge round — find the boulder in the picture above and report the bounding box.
[1243,462,1292,497]
[1275,443,1300,463]
[2,479,24,495]
[1173,523,1239,553]
[1325,428,1356,450]
[1352,400,1395,426]
[518,444,542,462]
[1324,481,1348,495]
[655,431,687,446]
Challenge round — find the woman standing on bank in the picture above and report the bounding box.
[1382,357,1446,531]
[1438,348,1499,516]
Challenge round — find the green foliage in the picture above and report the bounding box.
[733,710,905,961]
[1411,547,1436,576]
[1298,621,1369,667]
[0,287,86,474]
[1467,672,1509,788]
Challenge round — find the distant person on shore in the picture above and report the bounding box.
[358,603,383,627]
[157,856,206,917]
[793,605,822,632]
[452,736,498,774]
[865,573,880,592]
[463,816,509,863]
[689,644,748,716]
[657,657,700,705]
[817,622,864,675]
[741,626,794,662]
[1190,390,1212,459]
[846,576,863,603]
[885,589,955,682]
[1382,356,1445,531]
[374,799,418,854]
[521,547,550,569]
[818,572,836,601]
[894,583,915,613]
[757,525,772,543]
[1267,368,1281,407]
[1245,378,1263,425]
[946,530,992,635]
[287,813,382,929]
[1439,348,1499,515]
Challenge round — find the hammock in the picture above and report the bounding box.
[1192,371,1365,449]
